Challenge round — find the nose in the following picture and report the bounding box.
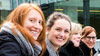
[60,31,65,37]
[90,38,93,42]
[33,22,41,29]
[77,34,81,39]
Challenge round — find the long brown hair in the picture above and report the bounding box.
[2,3,46,56]
[81,26,97,39]
[81,26,96,56]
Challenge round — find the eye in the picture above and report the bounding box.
[65,30,69,33]
[29,19,35,23]
[55,28,61,32]
[92,37,96,39]
[74,33,78,35]
[39,20,43,25]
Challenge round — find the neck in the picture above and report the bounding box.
[52,44,59,52]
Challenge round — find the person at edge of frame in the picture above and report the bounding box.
[80,26,97,56]
[0,3,46,56]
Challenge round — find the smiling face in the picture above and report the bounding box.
[23,9,43,40]
[82,31,96,48]
[47,19,70,49]
[71,32,81,47]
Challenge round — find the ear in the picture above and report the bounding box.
[46,26,50,35]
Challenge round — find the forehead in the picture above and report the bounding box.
[26,9,42,20]
[72,28,82,34]
[88,31,96,36]
[53,19,70,29]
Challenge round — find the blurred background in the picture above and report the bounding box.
[0,0,100,56]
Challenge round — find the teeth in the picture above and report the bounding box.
[57,37,64,41]
[58,39,63,41]
[31,31,38,34]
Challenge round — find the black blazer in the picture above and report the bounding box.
[59,41,84,56]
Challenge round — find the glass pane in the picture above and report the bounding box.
[41,0,46,4]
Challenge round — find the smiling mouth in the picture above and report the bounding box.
[56,37,64,42]
[87,43,94,46]
[30,31,39,37]
[32,31,38,34]
[31,30,39,34]
[88,44,93,46]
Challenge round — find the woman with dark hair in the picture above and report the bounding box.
[0,3,46,56]
[80,26,97,56]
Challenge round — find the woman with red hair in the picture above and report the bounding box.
[0,3,46,56]
[80,26,97,56]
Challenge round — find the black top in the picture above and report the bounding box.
[43,49,49,56]
[59,41,84,56]
[0,31,28,56]
[80,41,96,56]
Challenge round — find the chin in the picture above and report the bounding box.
[33,37,38,40]
[88,46,94,49]
[75,45,79,47]
[57,44,64,47]
[74,43,79,47]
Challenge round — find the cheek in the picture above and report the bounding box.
[71,38,77,43]
[24,24,31,30]
[40,26,43,31]
[85,40,89,44]
[24,24,29,29]
[65,34,70,39]
[71,36,76,40]
[49,32,57,40]
[48,32,54,39]
[48,29,58,39]
[93,41,96,44]
[51,30,58,36]
[24,21,31,28]
[71,38,75,42]
[51,33,57,38]
[48,35,55,42]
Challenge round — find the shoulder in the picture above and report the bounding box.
[60,41,74,51]
[80,41,88,49]
[0,31,24,56]
[0,31,17,43]
[0,31,15,40]
[59,41,74,56]
[80,41,89,51]
[79,41,91,56]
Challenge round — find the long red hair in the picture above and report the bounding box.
[5,3,46,56]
